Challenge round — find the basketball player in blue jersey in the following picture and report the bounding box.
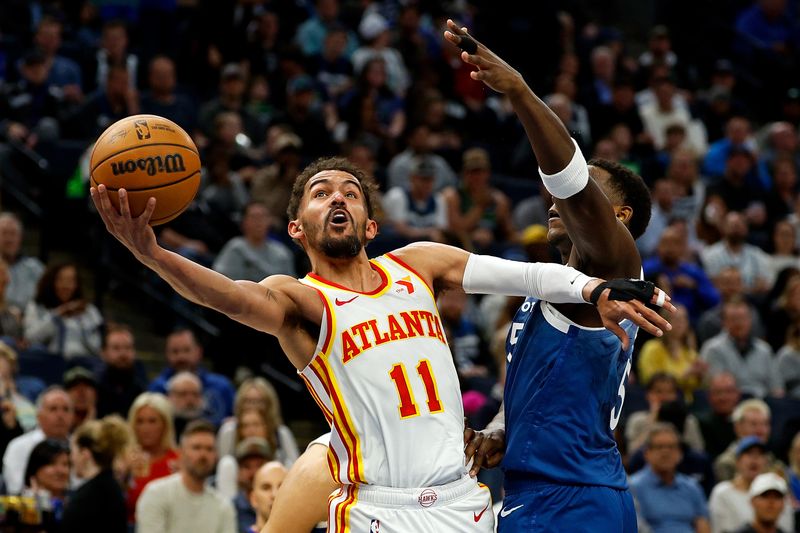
[446,22,663,532]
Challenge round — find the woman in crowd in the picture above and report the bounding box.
[637,304,707,404]
[217,377,299,466]
[62,415,132,533]
[124,392,179,525]
[23,439,71,524]
[0,259,23,345]
[23,262,103,360]
[768,276,800,352]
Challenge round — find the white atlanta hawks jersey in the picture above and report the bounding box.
[298,253,467,488]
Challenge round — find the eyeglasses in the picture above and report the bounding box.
[648,443,679,451]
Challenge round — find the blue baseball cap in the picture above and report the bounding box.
[735,435,767,457]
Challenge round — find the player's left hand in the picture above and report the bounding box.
[591,283,675,351]
[443,19,527,97]
[464,426,505,477]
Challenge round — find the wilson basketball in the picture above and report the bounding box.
[90,114,201,225]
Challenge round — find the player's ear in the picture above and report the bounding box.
[288,219,303,240]
[365,218,378,240]
[614,205,633,225]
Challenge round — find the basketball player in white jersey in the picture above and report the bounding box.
[91,157,671,532]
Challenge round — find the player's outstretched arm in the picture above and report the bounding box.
[394,243,672,348]
[444,21,637,276]
[91,185,295,335]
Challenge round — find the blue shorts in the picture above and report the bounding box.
[498,481,637,533]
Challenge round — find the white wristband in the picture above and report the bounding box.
[538,138,590,199]
[462,254,595,304]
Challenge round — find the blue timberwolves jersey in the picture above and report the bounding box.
[502,298,637,489]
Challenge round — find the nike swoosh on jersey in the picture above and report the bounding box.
[473,503,489,522]
[335,295,359,306]
[499,504,524,518]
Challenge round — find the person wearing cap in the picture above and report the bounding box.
[733,472,791,533]
[215,436,274,533]
[64,366,98,431]
[709,436,795,533]
[249,461,288,533]
[251,130,304,228]
[198,62,262,146]
[442,147,517,254]
[382,155,449,244]
[268,74,335,160]
[0,48,65,145]
[629,422,710,533]
[352,11,410,96]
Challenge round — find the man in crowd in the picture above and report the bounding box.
[629,423,711,533]
[63,366,97,430]
[137,419,236,533]
[230,437,273,533]
[2,386,73,493]
[249,460,288,533]
[697,372,740,459]
[713,399,781,482]
[166,371,206,436]
[150,328,235,428]
[96,324,146,417]
[733,473,791,533]
[0,213,44,310]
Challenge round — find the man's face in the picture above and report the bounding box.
[241,205,270,241]
[647,379,678,406]
[293,171,374,259]
[715,268,744,300]
[708,375,740,416]
[237,455,267,491]
[409,173,434,198]
[752,491,785,524]
[644,431,682,475]
[103,331,136,369]
[181,432,216,480]
[149,58,176,95]
[102,26,127,57]
[736,409,771,441]
[22,63,48,86]
[67,382,97,413]
[35,22,61,55]
[736,448,767,481]
[250,462,288,522]
[37,390,74,439]
[169,378,203,414]
[657,227,684,264]
[723,304,753,342]
[166,331,202,372]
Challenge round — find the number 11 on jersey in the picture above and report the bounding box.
[389,359,444,419]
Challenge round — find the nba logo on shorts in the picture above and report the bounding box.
[369,519,380,532]
[135,119,151,140]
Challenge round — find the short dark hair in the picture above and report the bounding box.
[646,372,678,392]
[25,439,69,488]
[644,422,680,449]
[588,159,652,239]
[180,419,216,443]
[286,157,380,221]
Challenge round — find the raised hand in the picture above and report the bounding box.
[90,184,159,261]
[443,19,527,97]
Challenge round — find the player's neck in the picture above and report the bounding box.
[310,253,382,292]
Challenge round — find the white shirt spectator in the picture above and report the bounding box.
[708,480,794,533]
[6,257,44,310]
[701,242,774,292]
[2,428,44,494]
[700,332,781,398]
[212,238,296,282]
[382,186,448,230]
[23,301,103,358]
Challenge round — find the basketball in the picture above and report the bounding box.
[90,114,201,225]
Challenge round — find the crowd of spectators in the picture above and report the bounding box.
[1,0,800,532]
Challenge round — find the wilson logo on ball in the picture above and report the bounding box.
[110,154,187,176]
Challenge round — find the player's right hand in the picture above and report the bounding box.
[443,19,526,97]
[464,426,505,477]
[91,184,158,260]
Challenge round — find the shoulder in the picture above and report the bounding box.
[142,473,179,496]
[709,480,733,500]
[629,469,651,488]
[675,472,704,493]
[752,337,773,353]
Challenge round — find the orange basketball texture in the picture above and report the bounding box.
[90,114,201,225]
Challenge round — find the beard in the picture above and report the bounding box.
[320,233,362,258]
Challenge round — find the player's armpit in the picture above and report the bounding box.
[230,276,309,335]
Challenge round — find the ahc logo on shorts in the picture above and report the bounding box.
[417,489,437,508]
